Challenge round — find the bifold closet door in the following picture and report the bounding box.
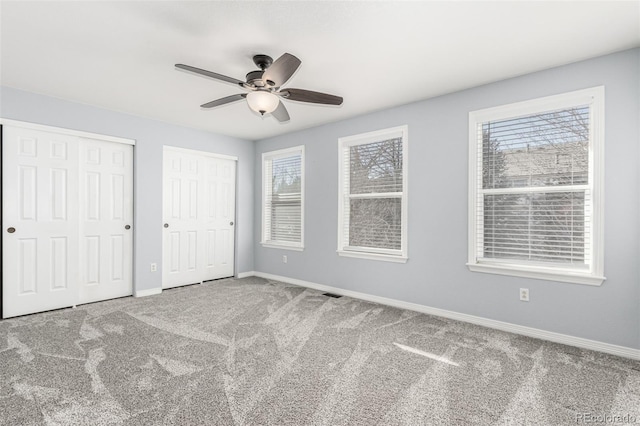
[2,127,80,318]
[163,151,204,288]
[2,125,134,318]
[202,156,236,280]
[78,138,133,304]
[163,148,236,289]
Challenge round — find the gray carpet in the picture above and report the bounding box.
[1,277,638,425]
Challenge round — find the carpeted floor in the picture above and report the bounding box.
[0,276,638,425]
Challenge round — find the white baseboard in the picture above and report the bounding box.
[236,271,256,279]
[246,271,640,361]
[134,287,162,298]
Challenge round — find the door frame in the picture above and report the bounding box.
[0,119,135,146]
[0,118,136,318]
[162,145,239,288]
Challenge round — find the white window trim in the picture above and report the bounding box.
[337,125,409,263]
[467,86,605,286]
[261,145,305,250]
[261,242,305,252]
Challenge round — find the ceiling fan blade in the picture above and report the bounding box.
[176,64,245,87]
[262,53,301,87]
[200,93,247,108]
[271,100,290,122]
[281,88,343,105]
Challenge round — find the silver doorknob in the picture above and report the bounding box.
[125,225,131,230]
[164,223,169,228]
[7,227,15,233]
[229,221,234,226]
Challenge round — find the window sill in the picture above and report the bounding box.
[466,262,605,286]
[261,242,304,252]
[337,250,408,263]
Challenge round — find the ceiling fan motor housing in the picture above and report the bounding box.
[248,54,277,87]
[245,70,267,87]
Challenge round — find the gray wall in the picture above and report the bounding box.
[254,48,640,349]
[1,86,255,292]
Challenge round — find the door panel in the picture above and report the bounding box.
[78,138,133,304]
[163,148,236,288]
[203,156,235,279]
[3,127,79,318]
[111,235,124,281]
[18,238,37,294]
[50,237,68,289]
[163,151,204,288]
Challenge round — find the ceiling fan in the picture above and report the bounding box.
[175,53,343,122]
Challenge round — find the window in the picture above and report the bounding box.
[468,87,605,285]
[262,146,304,250]
[338,126,408,262]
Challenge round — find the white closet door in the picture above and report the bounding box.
[163,148,236,289]
[163,150,205,288]
[78,138,133,304]
[203,156,236,279]
[2,127,79,318]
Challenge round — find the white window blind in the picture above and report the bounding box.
[338,126,408,262]
[262,146,304,249]
[479,106,590,265]
[468,87,605,285]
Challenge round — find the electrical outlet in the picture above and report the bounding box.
[150,263,157,272]
[282,255,288,264]
[520,288,529,302]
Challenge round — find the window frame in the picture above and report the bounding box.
[337,125,409,263]
[467,87,605,285]
[261,145,305,251]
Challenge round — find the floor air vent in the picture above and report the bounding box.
[323,293,343,298]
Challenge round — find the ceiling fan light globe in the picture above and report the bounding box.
[246,91,279,115]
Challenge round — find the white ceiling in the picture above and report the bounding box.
[1,1,639,141]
